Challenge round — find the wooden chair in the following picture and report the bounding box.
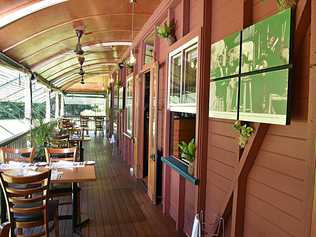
[44,148,78,209]
[50,134,69,149]
[80,116,89,135]
[0,170,59,237]
[94,117,104,136]
[0,148,35,163]
[0,222,10,237]
[44,147,77,163]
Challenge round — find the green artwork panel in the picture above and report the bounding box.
[210,32,240,79]
[241,8,291,73]
[239,69,289,125]
[209,77,238,120]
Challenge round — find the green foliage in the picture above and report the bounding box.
[156,21,175,39]
[178,138,196,163]
[123,59,134,69]
[64,104,95,117]
[233,120,254,148]
[0,102,24,119]
[30,119,57,160]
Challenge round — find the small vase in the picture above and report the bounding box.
[188,162,194,176]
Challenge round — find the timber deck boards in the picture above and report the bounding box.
[58,135,186,237]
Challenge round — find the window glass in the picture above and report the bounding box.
[182,45,198,104]
[170,53,182,104]
[119,87,124,110]
[50,92,56,118]
[144,43,154,65]
[126,76,133,135]
[32,81,47,122]
[0,62,29,143]
[64,95,105,117]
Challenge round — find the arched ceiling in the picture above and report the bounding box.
[0,0,161,92]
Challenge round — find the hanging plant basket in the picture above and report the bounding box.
[276,0,296,9]
[156,21,177,45]
[233,121,254,148]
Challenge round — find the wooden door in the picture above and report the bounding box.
[147,62,159,203]
[133,75,143,178]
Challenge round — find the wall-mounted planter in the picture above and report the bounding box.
[161,156,199,185]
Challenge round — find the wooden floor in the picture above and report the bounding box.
[58,134,186,237]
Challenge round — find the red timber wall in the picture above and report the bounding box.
[117,67,134,167]
[205,1,314,237]
[117,0,316,236]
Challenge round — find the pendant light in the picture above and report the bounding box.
[129,0,136,65]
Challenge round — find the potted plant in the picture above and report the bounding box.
[276,0,296,9]
[261,0,296,9]
[156,21,176,45]
[233,120,254,148]
[178,138,196,176]
[29,119,57,161]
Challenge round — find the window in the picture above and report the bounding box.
[119,87,124,110]
[144,44,154,65]
[0,62,30,143]
[126,76,133,135]
[168,37,198,113]
[144,33,155,66]
[64,94,105,117]
[50,92,56,118]
[32,81,47,122]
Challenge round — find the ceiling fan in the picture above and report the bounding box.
[77,55,110,84]
[63,28,117,57]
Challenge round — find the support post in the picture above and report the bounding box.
[55,92,59,119]
[24,74,32,126]
[195,0,212,218]
[45,90,51,121]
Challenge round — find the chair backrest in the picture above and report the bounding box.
[50,134,69,149]
[0,222,10,237]
[45,147,77,163]
[0,148,35,163]
[80,116,89,127]
[0,170,51,237]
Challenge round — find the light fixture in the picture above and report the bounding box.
[128,0,136,66]
[80,75,85,84]
[0,0,67,28]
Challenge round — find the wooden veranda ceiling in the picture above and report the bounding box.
[0,0,161,92]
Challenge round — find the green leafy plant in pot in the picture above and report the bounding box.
[178,138,196,176]
[156,21,176,45]
[29,119,57,161]
[233,120,254,148]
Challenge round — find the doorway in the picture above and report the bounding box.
[142,71,151,186]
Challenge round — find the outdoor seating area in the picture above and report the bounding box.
[0,0,316,237]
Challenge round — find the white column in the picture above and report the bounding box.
[60,93,64,117]
[55,92,59,119]
[24,74,32,125]
[45,90,51,122]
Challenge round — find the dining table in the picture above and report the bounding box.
[0,162,97,234]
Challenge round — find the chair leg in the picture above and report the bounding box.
[54,214,59,237]
[17,227,23,236]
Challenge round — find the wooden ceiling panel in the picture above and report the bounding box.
[0,0,162,91]
[65,75,108,93]
[36,45,127,75]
